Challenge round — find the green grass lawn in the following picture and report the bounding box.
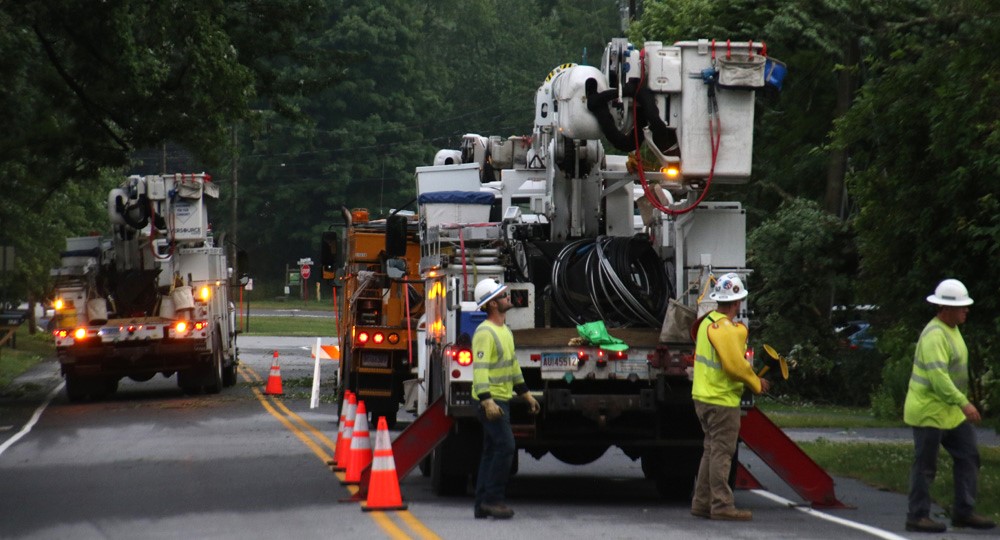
[800,439,1000,523]
[240,316,338,337]
[756,398,905,429]
[0,325,54,388]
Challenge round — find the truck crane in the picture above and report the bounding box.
[50,173,238,400]
[345,38,845,508]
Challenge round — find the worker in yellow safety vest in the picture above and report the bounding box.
[471,278,540,520]
[903,279,995,533]
[690,273,769,522]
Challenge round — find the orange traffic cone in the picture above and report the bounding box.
[333,393,357,471]
[264,350,283,396]
[328,391,354,469]
[341,400,372,485]
[361,416,408,511]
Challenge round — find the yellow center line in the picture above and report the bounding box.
[239,365,438,539]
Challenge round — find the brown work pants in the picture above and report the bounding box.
[691,400,741,514]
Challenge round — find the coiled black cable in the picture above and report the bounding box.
[549,235,668,327]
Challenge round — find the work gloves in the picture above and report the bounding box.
[523,392,540,415]
[481,394,541,420]
[482,398,503,421]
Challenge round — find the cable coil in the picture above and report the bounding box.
[549,236,667,327]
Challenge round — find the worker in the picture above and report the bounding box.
[471,277,540,519]
[690,273,769,521]
[904,279,995,533]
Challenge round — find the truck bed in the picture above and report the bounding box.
[512,327,661,349]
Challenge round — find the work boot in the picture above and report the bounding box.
[690,507,710,519]
[905,517,946,533]
[479,502,515,519]
[951,513,996,530]
[710,508,752,521]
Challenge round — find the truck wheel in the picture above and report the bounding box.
[549,445,608,465]
[418,456,431,477]
[177,370,203,395]
[372,406,398,430]
[643,447,703,500]
[203,330,224,394]
[222,357,238,387]
[65,375,88,402]
[430,447,468,496]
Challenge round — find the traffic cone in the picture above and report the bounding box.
[333,393,356,471]
[264,350,283,396]
[327,391,354,468]
[361,416,408,511]
[341,400,372,485]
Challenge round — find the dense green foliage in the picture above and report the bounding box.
[4,1,1000,415]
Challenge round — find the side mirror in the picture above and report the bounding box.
[321,231,342,278]
[385,215,408,258]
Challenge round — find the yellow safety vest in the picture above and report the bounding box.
[692,311,760,407]
[903,318,969,429]
[472,320,525,401]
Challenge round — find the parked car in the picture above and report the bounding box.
[836,320,876,350]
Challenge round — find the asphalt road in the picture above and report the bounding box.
[0,336,996,539]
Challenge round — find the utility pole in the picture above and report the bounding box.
[231,125,239,277]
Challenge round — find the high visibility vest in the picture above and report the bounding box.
[692,311,753,407]
[472,320,524,401]
[903,318,969,429]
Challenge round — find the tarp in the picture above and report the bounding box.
[417,191,494,205]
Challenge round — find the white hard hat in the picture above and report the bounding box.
[709,272,748,302]
[474,278,508,309]
[926,279,973,306]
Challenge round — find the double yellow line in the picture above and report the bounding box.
[240,366,440,540]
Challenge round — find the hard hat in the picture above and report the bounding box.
[474,278,509,309]
[708,272,748,302]
[926,279,973,306]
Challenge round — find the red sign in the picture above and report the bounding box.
[300,264,311,280]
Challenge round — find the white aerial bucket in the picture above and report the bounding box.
[171,285,195,311]
[159,295,176,319]
[86,298,108,325]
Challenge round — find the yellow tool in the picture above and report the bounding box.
[759,344,790,380]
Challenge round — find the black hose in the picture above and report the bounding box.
[549,236,667,327]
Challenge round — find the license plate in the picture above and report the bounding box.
[613,359,648,376]
[540,353,578,372]
[99,327,119,336]
[360,351,390,368]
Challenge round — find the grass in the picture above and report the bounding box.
[241,296,338,312]
[0,325,54,388]
[756,398,905,429]
[240,316,338,337]
[800,439,1000,523]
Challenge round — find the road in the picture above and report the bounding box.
[0,335,995,539]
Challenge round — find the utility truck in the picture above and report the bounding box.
[335,208,424,428]
[51,173,238,401]
[347,39,843,508]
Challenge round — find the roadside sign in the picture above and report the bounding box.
[300,264,311,280]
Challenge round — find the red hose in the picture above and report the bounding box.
[634,49,720,216]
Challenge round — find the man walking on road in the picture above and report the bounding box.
[471,278,540,520]
[904,278,995,533]
[690,273,769,521]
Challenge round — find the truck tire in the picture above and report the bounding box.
[222,356,238,387]
[642,447,701,500]
[203,330,224,394]
[65,374,88,402]
[177,370,203,395]
[372,405,398,430]
[549,445,608,465]
[430,446,468,496]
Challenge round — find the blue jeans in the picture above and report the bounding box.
[475,400,514,507]
[908,422,980,520]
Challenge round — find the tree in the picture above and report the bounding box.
[833,2,1000,416]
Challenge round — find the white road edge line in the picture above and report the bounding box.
[0,382,65,457]
[751,489,910,540]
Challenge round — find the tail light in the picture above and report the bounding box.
[373,332,385,344]
[357,331,370,345]
[387,333,400,344]
[73,327,87,340]
[446,346,474,366]
[175,321,189,334]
